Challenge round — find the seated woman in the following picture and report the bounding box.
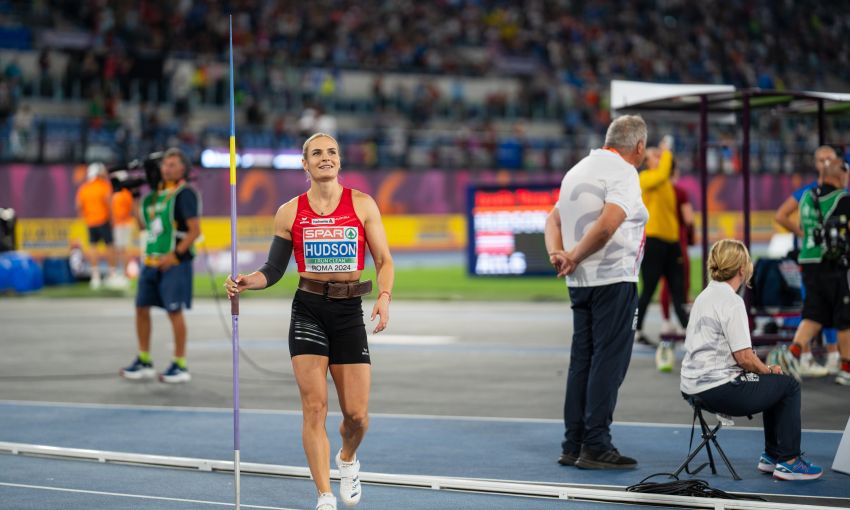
[680,239,822,481]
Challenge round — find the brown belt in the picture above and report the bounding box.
[297,277,373,299]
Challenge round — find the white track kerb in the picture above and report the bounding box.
[0,442,839,510]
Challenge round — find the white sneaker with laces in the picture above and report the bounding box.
[316,492,337,510]
[336,450,362,507]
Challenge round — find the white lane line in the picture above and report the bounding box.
[191,335,459,346]
[0,399,304,416]
[367,335,457,345]
[0,400,842,434]
[0,482,296,509]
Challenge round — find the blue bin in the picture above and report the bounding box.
[0,254,12,292]
[0,252,44,293]
[43,257,74,286]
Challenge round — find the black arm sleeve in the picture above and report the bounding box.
[258,236,293,288]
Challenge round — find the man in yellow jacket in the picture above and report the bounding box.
[635,136,689,352]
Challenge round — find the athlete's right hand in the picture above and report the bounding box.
[224,274,249,299]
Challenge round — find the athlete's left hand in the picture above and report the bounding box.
[371,293,390,333]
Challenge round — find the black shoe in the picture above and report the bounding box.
[635,334,653,346]
[575,447,638,470]
[558,451,579,466]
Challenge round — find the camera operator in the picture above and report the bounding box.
[120,148,201,384]
[784,157,850,386]
[774,146,841,377]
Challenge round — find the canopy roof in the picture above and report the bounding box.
[611,80,850,115]
[609,80,850,284]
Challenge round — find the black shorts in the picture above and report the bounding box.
[801,265,850,329]
[288,289,370,365]
[88,222,113,245]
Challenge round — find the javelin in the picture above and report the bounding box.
[228,14,241,510]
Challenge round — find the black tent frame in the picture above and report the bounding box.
[616,89,850,286]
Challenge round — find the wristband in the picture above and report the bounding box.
[378,290,392,302]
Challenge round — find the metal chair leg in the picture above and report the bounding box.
[672,419,720,478]
[672,438,711,478]
[708,435,743,481]
[698,412,718,474]
[673,407,741,481]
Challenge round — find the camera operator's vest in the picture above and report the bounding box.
[141,184,192,258]
[799,187,848,264]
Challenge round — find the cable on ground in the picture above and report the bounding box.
[626,473,766,501]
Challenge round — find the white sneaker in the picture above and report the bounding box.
[778,347,801,382]
[120,356,155,380]
[105,274,129,290]
[825,354,841,375]
[837,370,850,386]
[799,357,829,378]
[336,450,361,507]
[655,341,674,373]
[89,273,102,289]
[158,362,191,384]
[316,492,337,510]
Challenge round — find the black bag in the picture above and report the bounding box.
[751,258,802,309]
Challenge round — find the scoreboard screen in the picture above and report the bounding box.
[466,183,561,276]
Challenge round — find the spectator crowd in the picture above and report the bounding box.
[0,0,847,169]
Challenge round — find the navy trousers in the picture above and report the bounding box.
[562,282,637,454]
[692,373,801,462]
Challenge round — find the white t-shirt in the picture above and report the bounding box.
[680,280,752,395]
[557,149,648,287]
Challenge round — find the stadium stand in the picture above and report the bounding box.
[0,0,847,169]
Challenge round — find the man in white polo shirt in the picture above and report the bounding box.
[544,115,649,469]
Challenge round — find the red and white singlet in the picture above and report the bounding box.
[291,187,366,273]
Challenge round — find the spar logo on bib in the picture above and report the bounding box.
[303,226,358,272]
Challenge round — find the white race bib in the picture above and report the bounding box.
[149,217,164,237]
[303,226,359,272]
